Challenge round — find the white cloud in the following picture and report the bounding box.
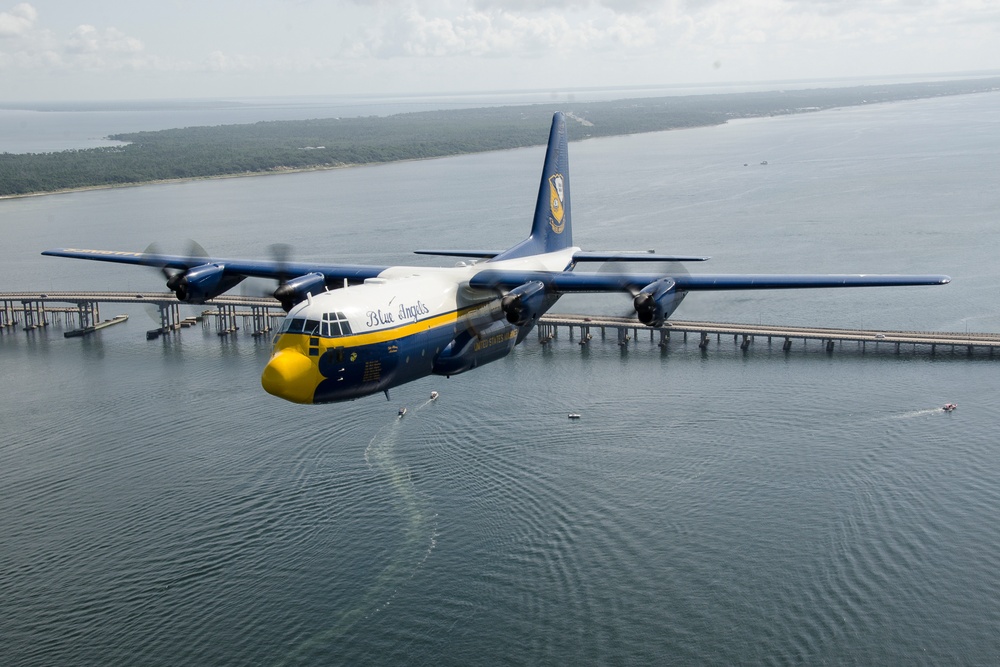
[341,4,680,59]
[338,0,1000,62]
[66,25,143,55]
[204,50,262,72]
[0,2,35,37]
[1,0,999,100]
[0,4,150,73]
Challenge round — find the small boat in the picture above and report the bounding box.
[430,391,439,400]
[568,413,581,420]
[942,403,957,412]
[398,407,407,417]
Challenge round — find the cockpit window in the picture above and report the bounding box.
[279,317,323,336]
[319,311,353,338]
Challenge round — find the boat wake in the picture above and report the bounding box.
[282,403,439,665]
[885,407,950,420]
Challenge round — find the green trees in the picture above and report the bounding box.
[2,78,997,197]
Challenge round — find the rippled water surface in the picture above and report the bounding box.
[2,92,1000,665]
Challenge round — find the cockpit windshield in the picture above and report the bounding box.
[279,312,352,338]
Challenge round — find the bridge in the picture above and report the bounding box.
[2,291,998,356]
[537,315,1000,356]
[0,291,283,338]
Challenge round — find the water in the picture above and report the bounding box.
[2,92,1000,665]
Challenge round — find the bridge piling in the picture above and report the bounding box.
[1,300,17,328]
[658,329,669,349]
[22,300,49,331]
[617,327,630,347]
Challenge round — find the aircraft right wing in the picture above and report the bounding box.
[468,269,951,293]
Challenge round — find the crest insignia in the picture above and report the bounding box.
[548,173,565,234]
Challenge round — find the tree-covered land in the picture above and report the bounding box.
[2,78,998,197]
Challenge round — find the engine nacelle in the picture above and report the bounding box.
[633,277,685,327]
[166,263,242,303]
[500,281,546,326]
[273,272,327,312]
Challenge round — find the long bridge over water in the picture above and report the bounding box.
[0,291,281,338]
[2,290,998,356]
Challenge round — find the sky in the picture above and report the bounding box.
[1,0,999,102]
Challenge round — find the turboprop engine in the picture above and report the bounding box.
[500,281,546,326]
[166,263,245,303]
[273,272,327,312]
[632,277,686,328]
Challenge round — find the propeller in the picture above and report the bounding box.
[241,243,292,299]
[240,243,325,312]
[595,255,690,320]
[266,243,300,311]
[143,240,211,292]
[140,240,210,323]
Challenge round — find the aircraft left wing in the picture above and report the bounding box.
[40,248,389,283]
[469,269,951,293]
[41,247,390,308]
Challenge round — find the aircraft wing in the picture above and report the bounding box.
[40,248,389,283]
[468,269,951,293]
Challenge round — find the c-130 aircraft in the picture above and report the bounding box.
[44,112,949,404]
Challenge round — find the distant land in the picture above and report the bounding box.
[2,77,998,198]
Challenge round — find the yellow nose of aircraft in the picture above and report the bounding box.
[261,348,315,404]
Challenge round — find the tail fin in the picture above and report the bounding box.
[493,112,573,261]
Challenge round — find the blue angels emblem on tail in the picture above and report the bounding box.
[548,173,566,234]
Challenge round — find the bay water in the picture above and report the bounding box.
[2,92,1000,665]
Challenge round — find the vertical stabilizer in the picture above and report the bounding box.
[493,112,573,260]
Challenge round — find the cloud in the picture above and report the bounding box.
[341,3,678,59]
[3,0,999,100]
[339,0,1000,62]
[205,50,261,72]
[0,2,35,38]
[0,3,151,72]
[66,25,143,55]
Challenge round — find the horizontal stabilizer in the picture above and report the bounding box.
[413,250,500,259]
[573,251,710,262]
[414,250,710,262]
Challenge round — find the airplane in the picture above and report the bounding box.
[43,112,950,405]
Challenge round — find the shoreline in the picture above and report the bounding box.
[0,163,362,200]
[4,79,999,200]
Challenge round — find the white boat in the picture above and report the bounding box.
[430,391,439,400]
[943,403,957,412]
[398,407,407,417]
[568,413,581,420]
